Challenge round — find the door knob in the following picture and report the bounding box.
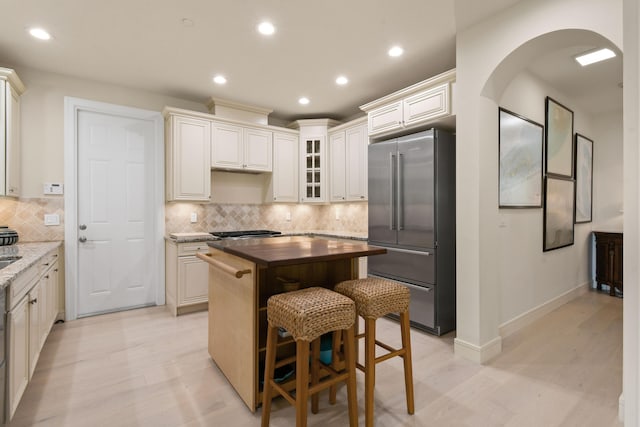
[79,236,87,243]
[79,224,87,230]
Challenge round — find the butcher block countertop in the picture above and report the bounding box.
[207,235,384,267]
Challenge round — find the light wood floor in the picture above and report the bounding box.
[9,289,622,427]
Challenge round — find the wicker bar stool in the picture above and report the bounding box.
[335,277,414,427]
[261,287,358,427]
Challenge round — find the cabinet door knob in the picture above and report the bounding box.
[29,298,38,305]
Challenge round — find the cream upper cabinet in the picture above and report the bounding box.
[360,69,455,139]
[402,83,450,128]
[165,113,211,202]
[0,68,25,198]
[300,135,327,203]
[270,131,299,202]
[329,131,347,201]
[367,101,403,137]
[212,122,273,172]
[211,122,243,169]
[329,120,368,202]
[345,124,368,201]
[294,119,340,204]
[243,127,272,171]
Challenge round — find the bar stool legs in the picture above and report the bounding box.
[364,318,376,427]
[261,325,278,427]
[261,287,358,427]
[400,311,415,415]
[335,277,415,427]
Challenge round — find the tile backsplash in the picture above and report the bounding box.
[0,198,368,242]
[0,198,64,242]
[165,202,368,234]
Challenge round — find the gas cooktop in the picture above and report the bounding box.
[210,230,282,239]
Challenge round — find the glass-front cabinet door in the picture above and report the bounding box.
[301,136,326,202]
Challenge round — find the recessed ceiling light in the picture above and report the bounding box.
[213,75,227,85]
[29,27,51,40]
[388,46,404,57]
[575,48,616,66]
[298,97,310,105]
[258,21,276,36]
[336,76,349,85]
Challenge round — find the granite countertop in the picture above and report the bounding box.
[166,230,367,243]
[206,235,384,267]
[0,241,63,291]
[288,230,368,241]
[165,232,218,243]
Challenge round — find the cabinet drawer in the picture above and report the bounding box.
[9,264,41,310]
[177,242,211,256]
[40,250,59,271]
[367,247,435,286]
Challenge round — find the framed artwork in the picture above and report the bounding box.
[543,176,575,252]
[498,108,543,208]
[574,133,594,223]
[545,97,574,178]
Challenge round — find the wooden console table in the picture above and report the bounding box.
[593,231,623,296]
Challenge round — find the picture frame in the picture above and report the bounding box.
[574,133,594,223]
[543,176,575,252]
[545,97,574,178]
[498,108,544,208]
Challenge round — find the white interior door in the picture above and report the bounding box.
[72,104,162,317]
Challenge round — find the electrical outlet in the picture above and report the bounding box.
[285,211,291,221]
[44,214,60,226]
[190,212,197,223]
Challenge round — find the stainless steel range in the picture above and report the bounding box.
[210,230,282,240]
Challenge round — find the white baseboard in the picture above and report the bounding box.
[454,335,502,364]
[498,281,590,339]
[619,393,624,422]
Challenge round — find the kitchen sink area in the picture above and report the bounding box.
[0,256,21,270]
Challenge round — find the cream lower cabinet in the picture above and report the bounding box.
[8,249,60,421]
[8,295,29,420]
[27,282,42,380]
[166,240,210,315]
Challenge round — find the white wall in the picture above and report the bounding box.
[497,71,602,324]
[622,0,639,423]
[17,67,208,198]
[454,0,622,364]
[592,111,624,231]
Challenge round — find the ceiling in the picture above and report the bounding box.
[0,0,622,123]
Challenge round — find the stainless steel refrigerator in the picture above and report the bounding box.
[367,129,455,335]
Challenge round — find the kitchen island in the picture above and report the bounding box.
[197,235,385,411]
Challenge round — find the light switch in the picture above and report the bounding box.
[44,214,60,226]
[43,183,64,195]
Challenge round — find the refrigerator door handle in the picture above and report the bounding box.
[390,153,396,230]
[398,153,404,230]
